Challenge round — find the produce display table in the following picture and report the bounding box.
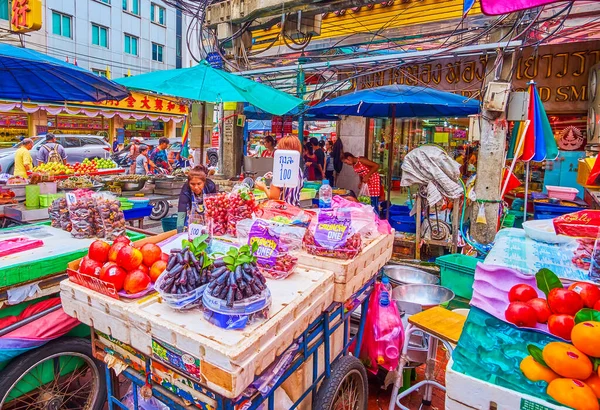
[27,168,125,180]
[3,204,49,222]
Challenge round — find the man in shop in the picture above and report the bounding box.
[310,137,325,181]
[14,138,34,178]
[149,137,172,173]
[37,134,67,165]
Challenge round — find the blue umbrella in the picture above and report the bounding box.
[244,105,339,121]
[248,120,272,132]
[0,44,129,102]
[307,84,480,118]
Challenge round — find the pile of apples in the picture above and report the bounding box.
[71,159,98,175]
[505,282,600,340]
[32,162,73,176]
[78,235,168,294]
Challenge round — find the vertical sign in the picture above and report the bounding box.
[272,150,300,188]
[283,116,293,134]
[271,117,283,134]
[11,0,42,33]
[116,128,125,144]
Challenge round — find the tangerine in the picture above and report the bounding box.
[547,378,599,410]
[585,373,600,399]
[542,342,593,380]
[572,321,600,358]
[520,356,559,383]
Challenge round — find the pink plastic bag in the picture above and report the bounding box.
[359,282,404,374]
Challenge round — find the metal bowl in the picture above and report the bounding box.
[391,284,455,310]
[121,180,147,191]
[383,265,439,286]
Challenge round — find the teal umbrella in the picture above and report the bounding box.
[115,61,302,116]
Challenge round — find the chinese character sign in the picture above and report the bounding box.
[11,0,42,33]
[87,92,189,115]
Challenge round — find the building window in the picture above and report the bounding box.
[124,34,138,56]
[122,0,139,15]
[97,0,110,4]
[91,24,108,48]
[0,0,8,20]
[52,11,72,38]
[92,69,108,78]
[150,3,165,25]
[152,43,164,63]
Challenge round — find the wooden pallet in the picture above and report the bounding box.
[299,233,393,286]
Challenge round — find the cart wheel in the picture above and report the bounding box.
[150,200,170,220]
[0,337,106,410]
[314,355,368,410]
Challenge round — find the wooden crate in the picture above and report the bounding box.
[299,234,393,285]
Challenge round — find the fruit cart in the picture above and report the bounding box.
[60,231,394,410]
[0,223,147,410]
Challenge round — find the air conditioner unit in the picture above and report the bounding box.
[587,63,600,144]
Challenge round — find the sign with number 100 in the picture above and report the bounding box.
[272,150,300,187]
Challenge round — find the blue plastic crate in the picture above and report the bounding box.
[123,205,153,220]
[128,198,151,209]
[390,215,417,233]
[533,203,586,220]
[389,205,411,216]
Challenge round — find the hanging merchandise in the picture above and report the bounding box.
[476,203,487,225]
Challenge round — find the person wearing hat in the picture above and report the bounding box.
[14,138,34,178]
[37,133,67,165]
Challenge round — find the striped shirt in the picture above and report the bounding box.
[279,168,304,207]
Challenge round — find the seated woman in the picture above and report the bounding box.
[176,165,218,233]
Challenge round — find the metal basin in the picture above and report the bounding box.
[121,180,147,191]
[391,284,455,311]
[383,265,439,286]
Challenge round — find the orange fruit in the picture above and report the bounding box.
[542,342,593,380]
[585,373,600,399]
[547,378,599,410]
[519,356,559,383]
[572,321,600,358]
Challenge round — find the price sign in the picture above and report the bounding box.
[188,223,207,241]
[65,192,76,207]
[272,150,300,188]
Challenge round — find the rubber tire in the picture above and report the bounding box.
[314,355,369,410]
[0,337,107,410]
[150,200,170,220]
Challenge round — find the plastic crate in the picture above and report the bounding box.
[123,205,153,220]
[128,198,151,209]
[389,205,411,216]
[126,231,147,242]
[39,193,65,208]
[390,215,417,233]
[436,253,479,300]
[501,214,515,228]
[120,202,134,211]
[533,203,586,220]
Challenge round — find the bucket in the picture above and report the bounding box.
[161,215,178,232]
[38,182,57,195]
[25,185,40,208]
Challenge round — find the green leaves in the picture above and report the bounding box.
[574,308,600,324]
[183,234,213,266]
[527,345,548,368]
[535,269,563,298]
[219,243,257,271]
[593,357,600,372]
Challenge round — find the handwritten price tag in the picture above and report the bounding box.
[65,192,77,207]
[272,149,300,188]
[188,223,207,241]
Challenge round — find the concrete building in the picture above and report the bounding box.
[0,0,199,78]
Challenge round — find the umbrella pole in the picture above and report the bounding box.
[501,120,530,198]
[524,161,530,222]
[386,106,396,220]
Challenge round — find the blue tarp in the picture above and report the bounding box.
[244,105,338,121]
[0,44,129,102]
[248,120,272,131]
[307,85,480,118]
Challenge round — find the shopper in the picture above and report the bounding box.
[176,165,218,232]
[261,135,276,158]
[303,143,317,181]
[14,138,34,178]
[325,140,335,185]
[332,134,344,180]
[37,133,66,165]
[310,137,325,180]
[128,137,142,174]
[342,152,381,209]
[149,137,172,172]
[255,136,304,207]
[135,145,150,175]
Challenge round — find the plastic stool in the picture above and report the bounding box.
[388,306,466,410]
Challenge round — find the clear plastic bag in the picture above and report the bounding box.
[68,190,97,239]
[204,192,229,237]
[357,184,371,205]
[49,197,71,231]
[121,385,169,410]
[303,209,362,259]
[255,200,314,227]
[227,183,257,236]
[332,195,392,237]
[94,192,125,240]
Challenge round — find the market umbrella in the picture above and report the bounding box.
[307,84,480,217]
[115,61,303,116]
[248,120,272,132]
[0,44,129,102]
[243,105,339,121]
[502,83,558,220]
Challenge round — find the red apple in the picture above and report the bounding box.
[140,243,162,267]
[508,284,538,303]
[113,235,132,246]
[547,314,575,340]
[594,299,600,311]
[108,242,127,263]
[137,264,149,275]
[99,262,127,291]
[88,240,110,263]
[149,260,167,282]
[505,302,537,328]
[548,288,584,316]
[160,253,169,263]
[568,282,600,309]
[116,245,143,271]
[526,298,552,324]
[79,256,102,276]
[123,270,151,294]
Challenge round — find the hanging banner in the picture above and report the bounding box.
[272,116,283,134]
[283,116,293,134]
[78,92,188,115]
[480,0,574,16]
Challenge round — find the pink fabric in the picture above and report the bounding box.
[1,308,79,341]
[481,0,575,15]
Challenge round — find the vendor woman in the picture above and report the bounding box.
[342,152,381,208]
[177,165,218,232]
[255,136,304,207]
